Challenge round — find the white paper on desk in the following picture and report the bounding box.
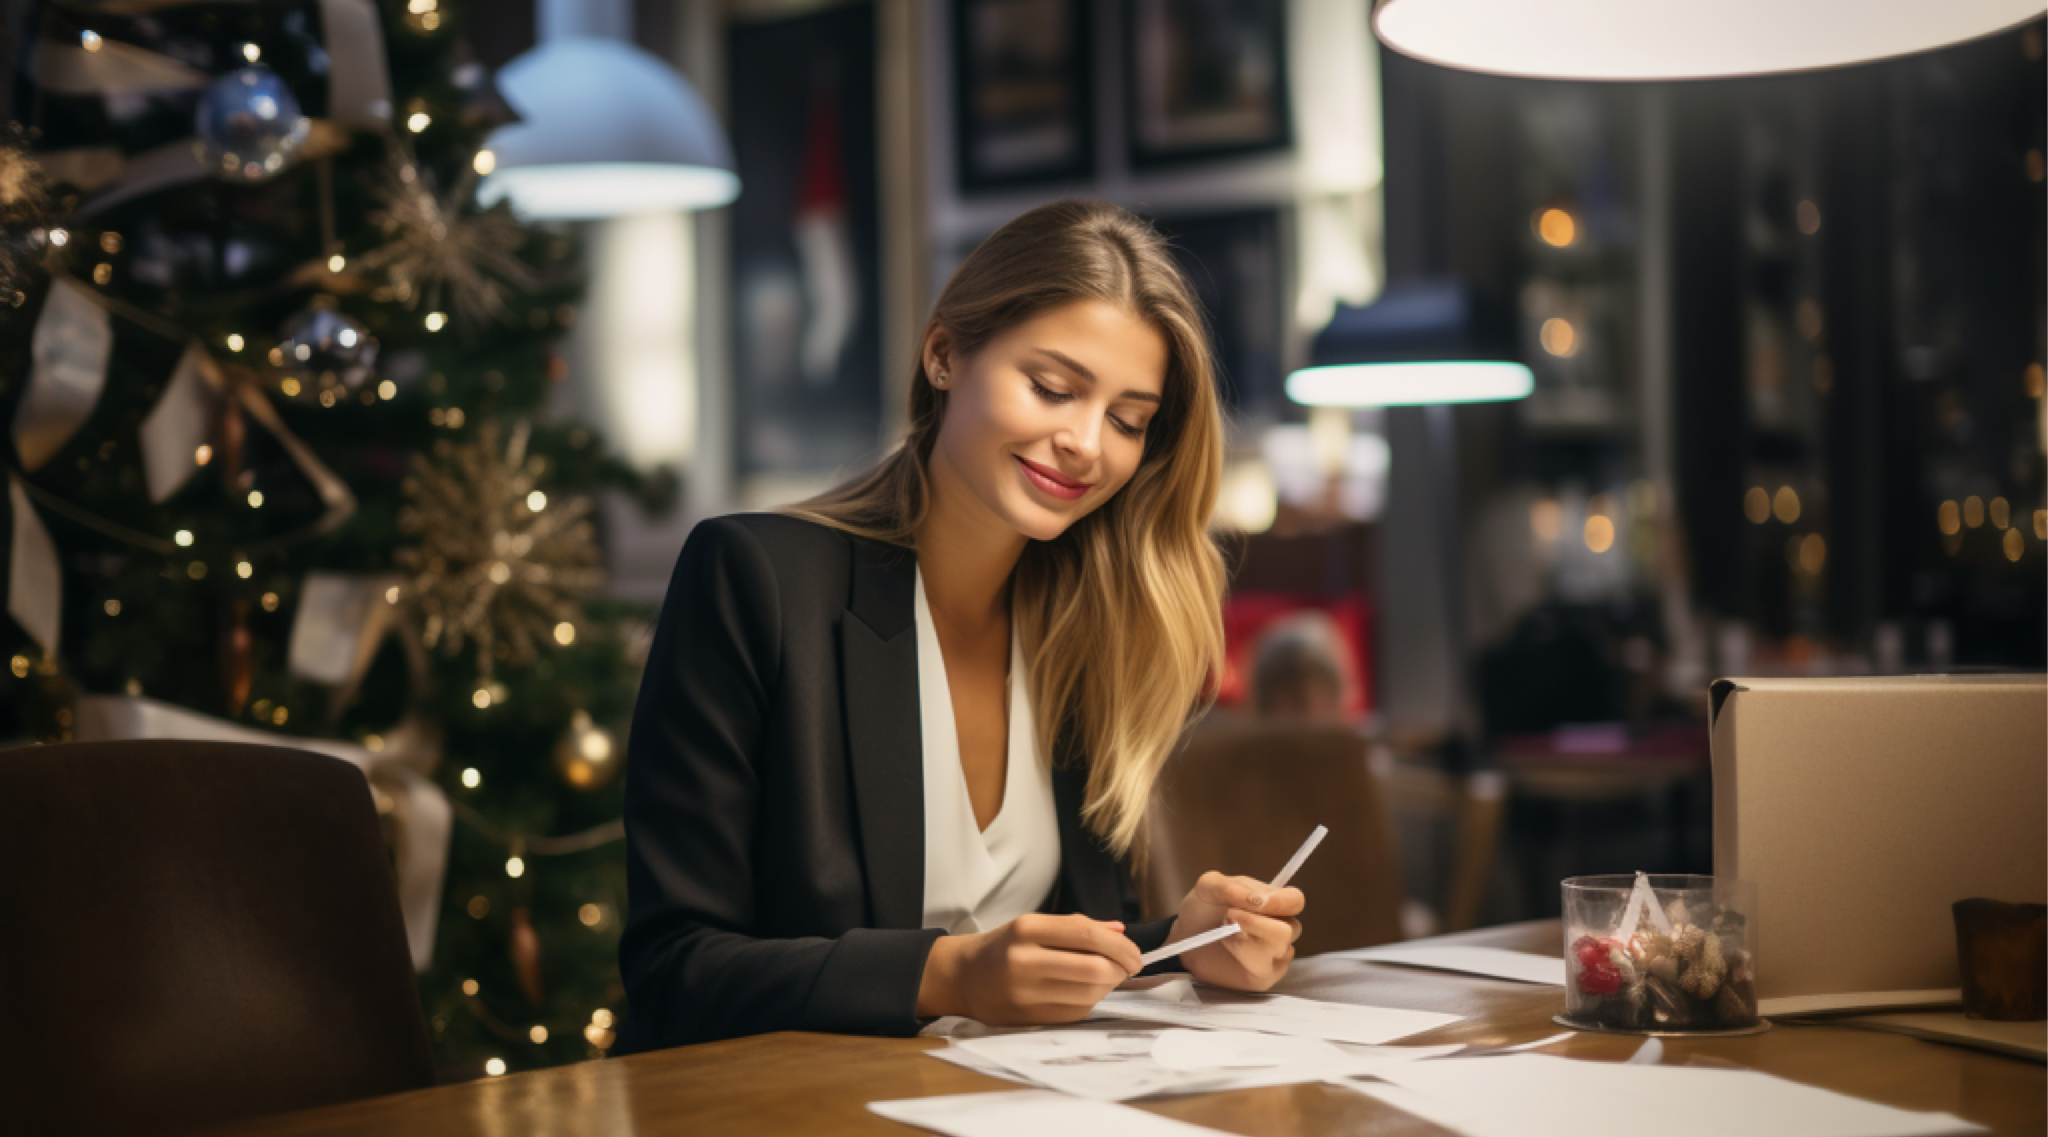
[1091,976,1461,1046]
[933,1029,1465,1088]
[1155,1031,1465,1070]
[922,1016,1051,1039]
[870,1089,1231,1137]
[1330,943,1566,986]
[947,1028,1367,1101]
[1149,1028,1345,1070]
[1339,1055,1988,1137]
[932,1042,1046,1087]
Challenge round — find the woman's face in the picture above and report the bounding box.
[927,300,1169,543]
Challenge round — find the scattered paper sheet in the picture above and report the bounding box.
[950,1030,1173,1100]
[932,1025,1464,1101]
[922,1016,1061,1040]
[934,1037,1265,1101]
[1148,1028,1343,1070]
[1330,943,1566,986]
[870,1089,1232,1137]
[1091,977,1461,1046]
[1338,1054,1988,1137]
[932,1041,1044,1084]
[948,1027,1378,1101]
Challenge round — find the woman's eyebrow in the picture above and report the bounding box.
[1030,348,1162,404]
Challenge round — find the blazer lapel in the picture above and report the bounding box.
[840,537,924,930]
[1052,762,1126,921]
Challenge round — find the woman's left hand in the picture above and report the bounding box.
[1167,871,1304,991]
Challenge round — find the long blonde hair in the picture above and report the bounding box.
[784,199,1226,857]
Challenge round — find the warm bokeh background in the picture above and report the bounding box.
[1,0,2039,1079]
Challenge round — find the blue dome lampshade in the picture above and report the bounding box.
[479,37,739,220]
[1286,282,1534,408]
[1373,0,2044,82]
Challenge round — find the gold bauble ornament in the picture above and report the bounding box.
[553,710,619,791]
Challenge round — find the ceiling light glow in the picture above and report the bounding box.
[1287,360,1535,408]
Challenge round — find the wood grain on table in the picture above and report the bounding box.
[195,922,2046,1137]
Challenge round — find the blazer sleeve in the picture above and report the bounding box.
[1120,881,1182,975]
[619,517,943,1049]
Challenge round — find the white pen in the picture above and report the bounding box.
[1138,921,1241,968]
[1132,823,1329,969]
[1267,823,1328,891]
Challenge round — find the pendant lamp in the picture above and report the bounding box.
[1287,283,1532,408]
[1372,0,2045,82]
[479,0,738,219]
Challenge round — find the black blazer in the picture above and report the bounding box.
[618,513,1177,1050]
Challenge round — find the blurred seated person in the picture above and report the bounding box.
[1250,612,1353,722]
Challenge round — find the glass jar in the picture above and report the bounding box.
[1560,874,1762,1034]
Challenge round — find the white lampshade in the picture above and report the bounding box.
[1372,0,2045,81]
[480,37,738,219]
[1287,361,1534,407]
[1292,284,1533,406]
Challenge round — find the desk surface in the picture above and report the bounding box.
[201,923,2044,1137]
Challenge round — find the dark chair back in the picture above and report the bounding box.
[0,740,437,1135]
[1143,715,1406,954]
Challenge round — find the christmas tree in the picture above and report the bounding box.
[1,0,658,1076]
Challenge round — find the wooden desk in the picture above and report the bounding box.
[199,923,2044,1137]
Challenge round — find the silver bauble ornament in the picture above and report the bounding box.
[195,66,310,182]
[278,305,379,389]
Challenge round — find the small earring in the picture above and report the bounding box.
[933,371,948,389]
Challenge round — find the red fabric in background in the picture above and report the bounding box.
[1217,592,1374,718]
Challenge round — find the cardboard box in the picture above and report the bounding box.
[1709,674,2046,1015]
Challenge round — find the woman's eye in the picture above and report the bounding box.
[1028,376,1073,403]
[1030,373,1144,437]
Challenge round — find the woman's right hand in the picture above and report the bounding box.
[917,913,1143,1024]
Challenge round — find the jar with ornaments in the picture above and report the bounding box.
[1560,873,1764,1036]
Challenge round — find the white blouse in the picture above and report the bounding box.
[915,567,1061,934]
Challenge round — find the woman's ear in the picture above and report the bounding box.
[922,326,954,388]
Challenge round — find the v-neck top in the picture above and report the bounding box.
[914,567,1061,935]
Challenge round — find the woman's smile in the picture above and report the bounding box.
[1015,456,1091,501]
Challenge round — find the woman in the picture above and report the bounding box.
[620,199,1307,1050]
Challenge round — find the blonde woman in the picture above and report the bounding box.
[620,200,1307,1050]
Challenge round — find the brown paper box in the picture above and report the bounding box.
[1709,674,2046,1014]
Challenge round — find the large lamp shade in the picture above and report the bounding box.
[480,37,739,220]
[1372,0,2046,82]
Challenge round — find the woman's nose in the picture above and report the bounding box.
[1055,411,1102,462]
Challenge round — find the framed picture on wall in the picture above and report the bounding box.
[728,4,885,479]
[1123,0,1292,169]
[952,0,1096,193]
